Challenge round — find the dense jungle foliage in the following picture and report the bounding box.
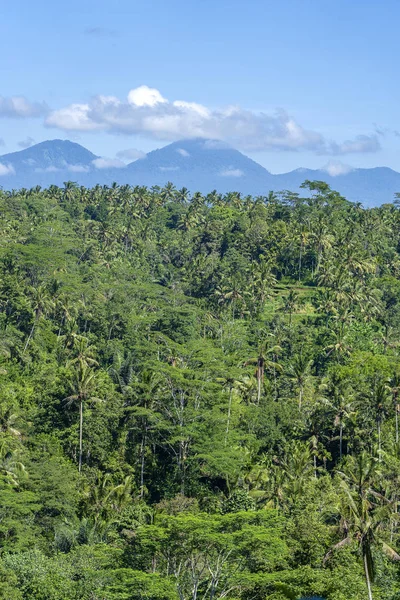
[1,180,400,599]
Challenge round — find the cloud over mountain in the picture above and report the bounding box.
[116,148,146,161]
[0,163,15,176]
[322,160,354,176]
[325,134,380,155]
[92,157,126,169]
[45,85,379,156]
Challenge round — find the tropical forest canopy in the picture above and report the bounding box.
[1,180,400,599]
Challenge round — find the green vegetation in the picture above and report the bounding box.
[1,179,400,599]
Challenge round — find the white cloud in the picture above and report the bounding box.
[128,85,167,107]
[46,103,104,131]
[322,161,354,177]
[116,148,146,161]
[0,163,15,176]
[35,166,61,173]
[177,148,190,157]
[325,134,380,155]
[0,138,5,147]
[172,100,210,118]
[220,168,244,177]
[44,85,381,155]
[67,164,90,173]
[92,157,126,169]
[18,136,35,149]
[0,96,48,118]
[159,166,179,172]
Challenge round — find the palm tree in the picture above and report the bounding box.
[111,358,162,498]
[64,363,101,472]
[326,453,400,600]
[68,337,98,370]
[176,187,190,204]
[368,377,390,456]
[389,373,400,444]
[83,472,132,534]
[279,441,314,505]
[0,440,26,486]
[288,352,312,410]
[245,340,282,404]
[160,182,177,203]
[297,225,310,282]
[62,181,79,203]
[0,402,20,438]
[282,289,299,328]
[321,375,356,460]
[24,284,55,353]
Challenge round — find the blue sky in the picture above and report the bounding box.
[1,0,399,173]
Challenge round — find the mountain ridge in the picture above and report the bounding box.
[0,138,399,206]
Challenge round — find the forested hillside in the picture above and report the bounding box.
[1,180,400,599]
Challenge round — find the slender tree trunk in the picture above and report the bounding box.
[273,356,277,400]
[225,388,233,446]
[23,322,35,353]
[339,421,343,460]
[395,402,399,444]
[139,431,147,498]
[313,454,317,478]
[363,553,374,600]
[298,242,302,282]
[378,421,381,458]
[57,315,65,339]
[179,440,187,495]
[79,399,83,473]
[257,361,263,405]
[298,386,303,411]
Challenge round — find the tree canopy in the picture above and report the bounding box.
[0,180,400,598]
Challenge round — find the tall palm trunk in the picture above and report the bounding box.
[139,430,147,498]
[378,420,381,458]
[298,241,302,282]
[256,357,264,405]
[363,553,373,600]
[225,388,233,445]
[23,322,35,353]
[79,399,83,473]
[339,421,343,460]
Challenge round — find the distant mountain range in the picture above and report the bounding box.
[0,138,399,206]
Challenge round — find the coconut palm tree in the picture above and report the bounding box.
[245,340,282,404]
[0,440,26,486]
[288,352,313,410]
[64,363,102,472]
[321,375,356,460]
[389,372,400,444]
[368,377,391,457]
[23,284,55,353]
[282,289,299,328]
[83,472,132,534]
[326,452,400,600]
